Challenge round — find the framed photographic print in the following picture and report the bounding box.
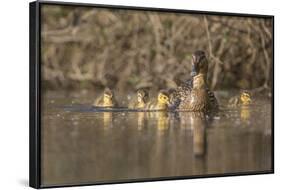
[29,0,274,188]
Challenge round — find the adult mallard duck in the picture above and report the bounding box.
[177,74,210,111]
[169,50,218,111]
[128,89,149,109]
[228,91,252,107]
[145,90,170,111]
[93,88,118,107]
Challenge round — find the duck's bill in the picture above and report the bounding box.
[191,64,197,77]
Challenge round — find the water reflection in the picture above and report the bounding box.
[191,113,207,157]
[137,112,146,130]
[41,94,272,186]
[147,111,170,132]
[240,105,250,122]
[102,112,113,129]
[177,112,207,157]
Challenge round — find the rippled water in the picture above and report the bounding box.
[41,90,272,186]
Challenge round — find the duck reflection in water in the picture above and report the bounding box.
[178,112,207,157]
[228,91,252,123]
[102,112,113,130]
[240,106,251,122]
[136,111,146,130]
[146,111,170,133]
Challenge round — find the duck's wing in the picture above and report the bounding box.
[176,87,218,111]
[180,89,207,111]
[177,88,193,110]
[169,78,193,110]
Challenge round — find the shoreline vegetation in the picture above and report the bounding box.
[41,5,273,93]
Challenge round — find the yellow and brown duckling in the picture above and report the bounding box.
[228,91,252,107]
[128,89,149,109]
[170,50,218,111]
[93,88,118,107]
[146,90,170,111]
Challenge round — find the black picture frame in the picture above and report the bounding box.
[29,1,274,189]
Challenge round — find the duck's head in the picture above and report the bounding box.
[191,50,208,77]
[103,88,113,104]
[193,74,206,90]
[157,90,170,105]
[240,91,252,105]
[137,89,149,103]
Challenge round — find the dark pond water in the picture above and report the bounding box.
[41,90,272,186]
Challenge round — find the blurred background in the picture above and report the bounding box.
[41,5,273,93]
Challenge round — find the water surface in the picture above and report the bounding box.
[41,90,272,186]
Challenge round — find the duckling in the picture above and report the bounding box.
[93,88,118,107]
[146,90,170,111]
[170,50,218,111]
[228,91,252,107]
[128,89,149,109]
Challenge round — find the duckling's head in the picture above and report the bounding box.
[240,91,252,105]
[157,90,170,105]
[193,74,206,89]
[191,50,208,77]
[137,89,149,103]
[103,88,113,104]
